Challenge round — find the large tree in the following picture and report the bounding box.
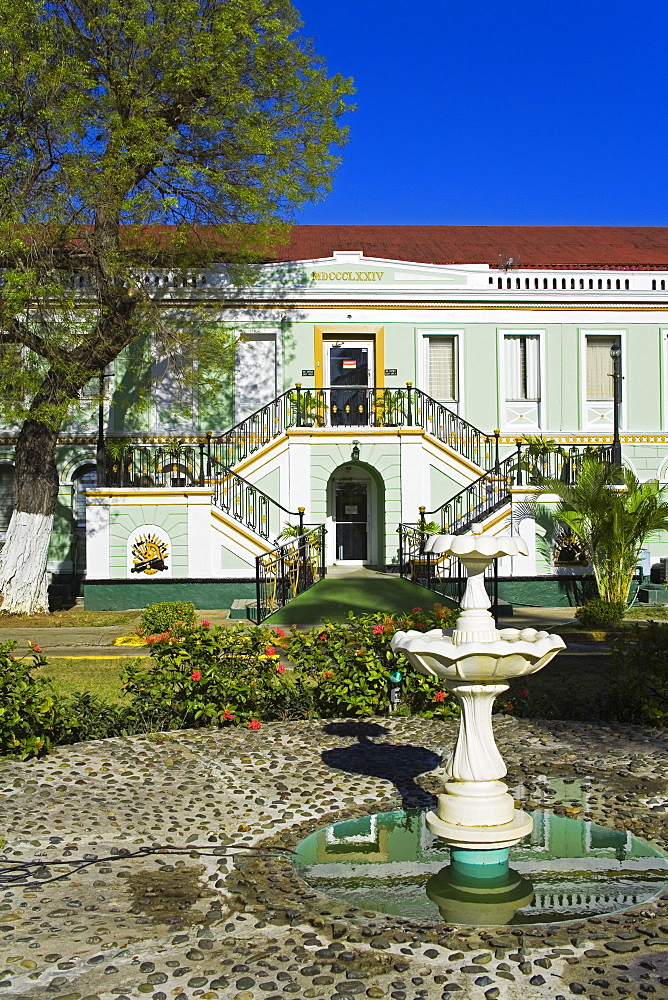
[0,0,353,613]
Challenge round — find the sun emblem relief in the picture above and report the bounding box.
[131,533,169,575]
[553,530,588,566]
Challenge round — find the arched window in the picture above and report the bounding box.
[72,464,98,527]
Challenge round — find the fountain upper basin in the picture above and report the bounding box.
[390,626,566,684]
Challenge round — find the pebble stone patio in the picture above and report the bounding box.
[0,716,667,1000]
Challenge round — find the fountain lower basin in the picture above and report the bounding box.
[292,805,668,926]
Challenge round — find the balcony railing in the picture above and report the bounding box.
[105,443,303,541]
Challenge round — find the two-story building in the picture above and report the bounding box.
[4,225,668,610]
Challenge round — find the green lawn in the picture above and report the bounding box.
[0,609,140,628]
[36,657,137,702]
[264,575,456,625]
[625,605,668,620]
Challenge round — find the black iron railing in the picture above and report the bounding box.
[105,442,304,541]
[209,384,498,473]
[251,525,326,623]
[399,440,616,596]
[424,440,616,534]
[397,523,499,616]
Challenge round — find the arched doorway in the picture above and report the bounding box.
[327,464,384,567]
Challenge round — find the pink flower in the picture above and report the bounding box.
[434,690,446,702]
[191,670,201,681]
[274,628,286,637]
[276,665,286,674]
[201,619,211,627]
[247,719,261,730]
[372,625,383,634]
[31,644,42,653]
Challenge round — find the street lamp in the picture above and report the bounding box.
[610,343,622,465]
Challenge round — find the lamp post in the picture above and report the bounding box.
[610,344,622,465]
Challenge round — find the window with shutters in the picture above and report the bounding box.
[586,335,619,399]
[427,336,457,401]
[504,335,540,401]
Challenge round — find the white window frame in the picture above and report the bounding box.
[497,328,545,430]
[662,330,668,432]
[579,329,626,431]
[417,329,463,412]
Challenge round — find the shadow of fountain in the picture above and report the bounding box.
[320,721,441,809]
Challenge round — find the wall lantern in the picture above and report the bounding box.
[351,439,360,462]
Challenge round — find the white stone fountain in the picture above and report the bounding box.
[391,528,565,861]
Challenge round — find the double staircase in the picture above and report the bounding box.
[103,387,612,621]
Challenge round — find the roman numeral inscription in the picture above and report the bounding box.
[311,271,384,281]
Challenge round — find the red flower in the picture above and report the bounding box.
[191,670,201,681]
[223,708,234,720]
[200,619,211,627]
[434,690,446,702]
[318,632,328,640]
[372,625,383,634]
[265,646,276,656]
[412,607,422,612]
[518,687,530,698]
[324,670,334,678]
[274,628,286,637]
[30,644,42,653]
[247,719,261,730]
[504,701,514,711]
[144,630,172,645]
[276,664,286,674]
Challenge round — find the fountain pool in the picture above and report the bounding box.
[292,806,668,926]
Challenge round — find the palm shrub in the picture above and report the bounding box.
[536,456,668,614]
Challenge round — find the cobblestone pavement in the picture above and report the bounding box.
[0,716,667,1000]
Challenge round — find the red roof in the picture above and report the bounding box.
[263,225,668,270]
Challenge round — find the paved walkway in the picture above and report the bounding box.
[0,716,667,999]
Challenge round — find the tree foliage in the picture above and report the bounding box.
[537,457,668,605]
[0,0,353,611]
[0,0,353,423]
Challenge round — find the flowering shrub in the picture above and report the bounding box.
[285,611,459,719]
[1,610,464,757]
[0,641,70,759]
[138,601,197,636]
[121,622,311,729]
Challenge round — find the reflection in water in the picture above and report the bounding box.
[292,798,668,926]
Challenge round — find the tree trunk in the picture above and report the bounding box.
[0,416,60,614]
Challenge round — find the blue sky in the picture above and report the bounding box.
[293,0,668,225]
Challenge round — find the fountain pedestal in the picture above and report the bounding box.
[391,528,565,856]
